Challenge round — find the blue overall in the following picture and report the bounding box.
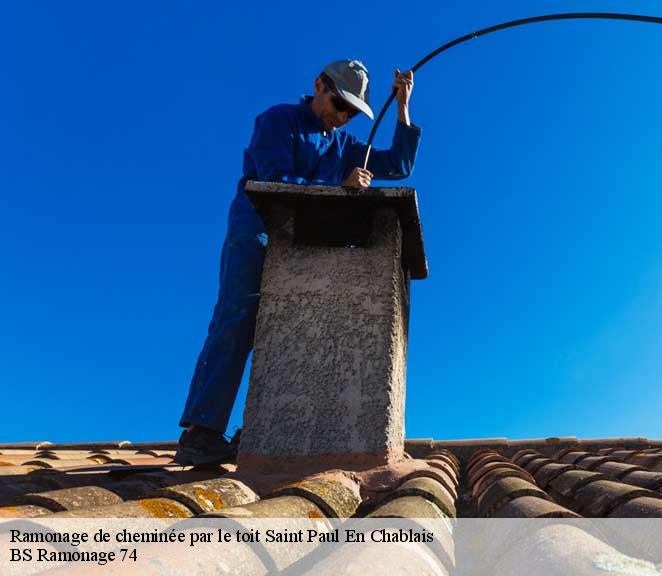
[180,97,422,433]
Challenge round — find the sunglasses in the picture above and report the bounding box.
[322,78,359,118]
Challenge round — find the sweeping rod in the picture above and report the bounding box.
[363,12,662,169]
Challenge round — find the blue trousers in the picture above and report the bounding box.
[179,187,266,433]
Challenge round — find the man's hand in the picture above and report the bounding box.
[393,69,414,106]
[341,167,373,188]
[393,69,413,126]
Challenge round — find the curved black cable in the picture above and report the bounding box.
[363,12,662,168]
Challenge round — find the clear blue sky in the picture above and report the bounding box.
[2,1,661,443]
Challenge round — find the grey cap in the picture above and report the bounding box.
[322,59,374,119]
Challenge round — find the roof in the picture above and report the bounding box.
[2,436,661,572]
[1,436,660,519]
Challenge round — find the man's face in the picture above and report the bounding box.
[312,77,359,132]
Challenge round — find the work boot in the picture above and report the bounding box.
[173,426,239,466]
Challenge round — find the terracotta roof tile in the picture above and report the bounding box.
[466,452,505,477]
[367,494,448,519]
[521,456,555,476]
[609,449,642,461]
[627,453,662,472]
[427,453,460,477]
[203,495,326,519]
[50,497,194,518]
[594,460,645,479]
[471,462,534,490]
[17,485,124,513]
[155,477,258,515]
[491,495,580,518]
[472,467,535,500]
[571,479,660,517]
[0,503,52,518]
[532,462,574,489]
[269,475,361,518]
[573,455,616,471]
[607,496,662,517]
[488,524,622,576]
[399,467,458,499]
[510,448,539,462]
[546,469,608,505]
[477,476,552,517]
[558,451,591,465]
[618,469,662,492]
[388,476,456,518]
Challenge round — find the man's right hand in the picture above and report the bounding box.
[341,167,373,189]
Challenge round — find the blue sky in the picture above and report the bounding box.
[2,1,661,443]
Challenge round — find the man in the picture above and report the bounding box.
[175,59,420,465]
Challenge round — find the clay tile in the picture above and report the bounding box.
[0,454,41,465]
[547,470,608,505]
[523,457,554,476]
[135,450,160,457]
[428,453,460,475]
[470,462,532,489]
[20,460,53,469]
[50,497,193,518]
[429,449,459,463]
[270,475,360,518]
[572,480,660,517]
[596,447,618,455]
[367,495,449,519]
[510,449,539,465]
[467,452,501,475]
[19,486,124,512]
[27,469,107,490]
[627,454,662,472]
[477,476,551,517]
[559,451,590,465]
[472,468,535,500]
[553,446,582,459]
[107,457,174,466]
[515,453,543,468]
[573,455,615,471]
[33,452,59,460]
[467,455,507,479]
[425,459,460,486]
[157,477,258,515]
[0,482,46,505]
[0,465,47,476]
[489,524,620,575]
[400,467,458,499]
[84,454,113,464]
[594,461,645,479]
[533,462,574,490]
[492,495,580,518]
[618,470,662,492]
[607,496,662,518]
[27,459,112,469]
[0,504,52,518]
[203,495,327,519]
[391,477,456,518]
[467,449,499,468]
[609,450,641,461]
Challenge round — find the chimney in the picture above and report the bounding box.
[237,181,427,474]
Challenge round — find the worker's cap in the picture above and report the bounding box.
[322,59,374,120]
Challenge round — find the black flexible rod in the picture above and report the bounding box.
[363,12,662,169]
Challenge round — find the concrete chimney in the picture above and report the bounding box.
[237,181,427,474]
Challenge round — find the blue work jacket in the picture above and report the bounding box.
[232,96,422,236]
